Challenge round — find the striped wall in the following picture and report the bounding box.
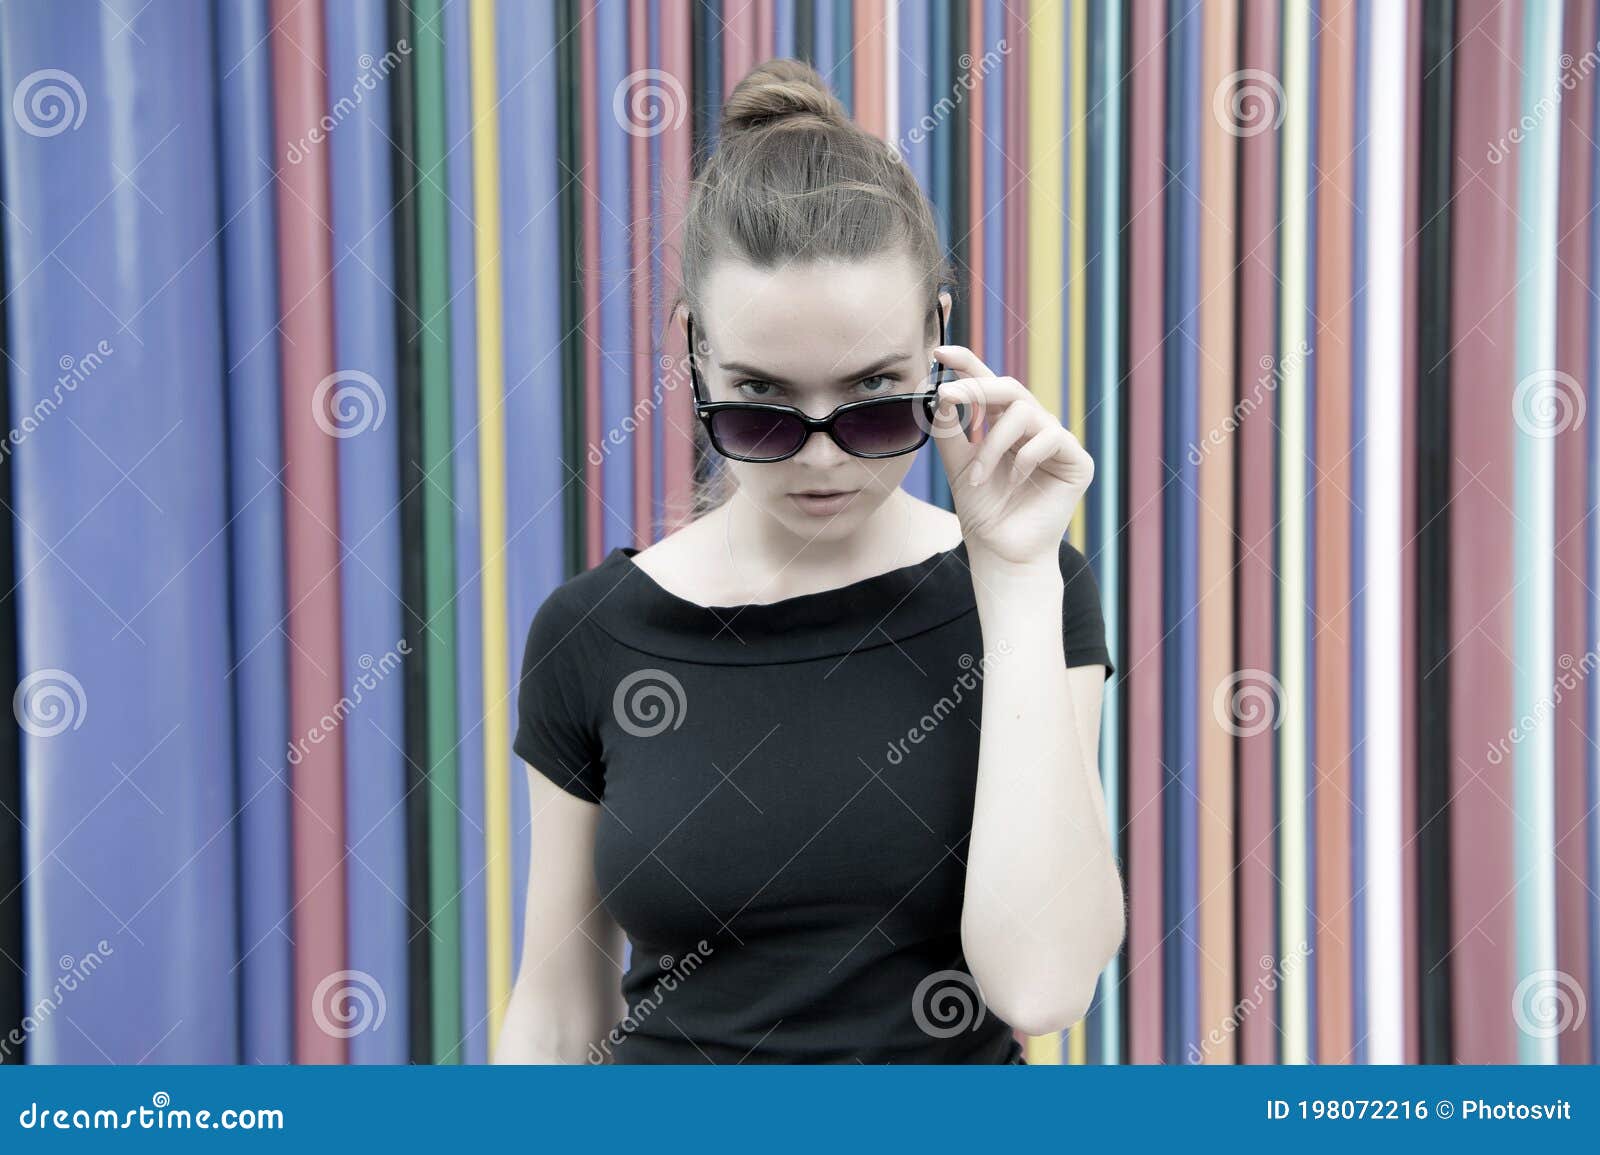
[0,0,1595,1066]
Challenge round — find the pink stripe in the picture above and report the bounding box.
[854,0,886,139]
[268,0,348,1066]
[660,0,695,531]
[1449,0,1520,1063]
[1554,0,1596,1066]
[724,0,758,95]
[581,1,603,567]
[631,0,654,546]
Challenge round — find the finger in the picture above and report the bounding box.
[1009,426,1064,487]
[929,391,979,477]
[929,343,997,381]
[967,402,1044,485]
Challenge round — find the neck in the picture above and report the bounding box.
[720,486,915,592]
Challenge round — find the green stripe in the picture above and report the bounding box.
[413,0,464,1062]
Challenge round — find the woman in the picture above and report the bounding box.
[496,59,1123,1064]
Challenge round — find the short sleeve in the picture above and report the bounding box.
[513,589,605,804]
[1059,538,1114,680]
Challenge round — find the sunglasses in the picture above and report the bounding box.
[685,301,962,463]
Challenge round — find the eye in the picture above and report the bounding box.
[734,379,780,400]
[856,374,898,394]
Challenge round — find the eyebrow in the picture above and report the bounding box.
[717,351,915,385]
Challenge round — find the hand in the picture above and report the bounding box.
[927,345,1095,568]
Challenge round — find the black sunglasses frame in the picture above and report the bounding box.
[684,299,959,463]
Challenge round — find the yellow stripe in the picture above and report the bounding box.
[470,0,512,1047]
[1027,0,1066,429]
[1066,0,1088,557]
[1026,1030,1064,1066]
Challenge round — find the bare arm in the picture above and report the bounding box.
[492,765,627,1063]
[959,560,1126,1038]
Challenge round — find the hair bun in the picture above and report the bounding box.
[720,58,849,137]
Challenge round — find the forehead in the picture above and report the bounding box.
[699,253,927,368]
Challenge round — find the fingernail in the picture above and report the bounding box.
[968,463,985,485]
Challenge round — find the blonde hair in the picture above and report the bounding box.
[663,58,953,526]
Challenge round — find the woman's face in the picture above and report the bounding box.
[692,252,944,543]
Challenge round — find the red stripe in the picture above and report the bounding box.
[1448,0,1520,1064]
[268,0,348,1066]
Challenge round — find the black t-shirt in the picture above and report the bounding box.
[513,535,1113,1064]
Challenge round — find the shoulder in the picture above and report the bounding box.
[522,555,632,663]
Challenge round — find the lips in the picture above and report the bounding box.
[788,489,860,515]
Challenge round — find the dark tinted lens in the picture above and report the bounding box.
[709,408,808,460]
[831,396,928,456]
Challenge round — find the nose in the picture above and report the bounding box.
[790,424,853,467]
